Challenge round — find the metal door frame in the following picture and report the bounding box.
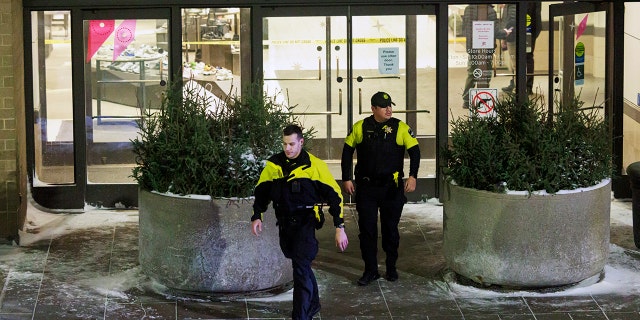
[25,7,175,210]
[253,4,441,200]
[548,2,626,198]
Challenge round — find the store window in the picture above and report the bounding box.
[181,8,241,101]
[447,4,512,118]
[31,11,74,185]
[447,4,549,124]
[84,18,169,184]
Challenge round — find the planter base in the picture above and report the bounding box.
[139,190,293,294]
[443,180,611,288]
[166,281,294,300]
[444,268,606,292]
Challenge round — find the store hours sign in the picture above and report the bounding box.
[379,47,399,74]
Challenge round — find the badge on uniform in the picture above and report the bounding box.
[382,125,393,139]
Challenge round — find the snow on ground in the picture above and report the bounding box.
[2,196,639,302]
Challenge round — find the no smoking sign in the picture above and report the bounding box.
[469,88,497,117]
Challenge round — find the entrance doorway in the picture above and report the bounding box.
[22,3,627,210]
[27,8,171,209]
[548,2,622,194]
[549,3,608,112]
[258,5,438,200]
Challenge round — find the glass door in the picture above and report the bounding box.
[28,10,80,208]
[259,5,437,200]
[549,2,625,195]
[83,9,170,208]
[261,7,348,160]
[548,3,608,114]
[27,8,171,209]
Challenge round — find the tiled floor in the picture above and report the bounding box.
[1,198,640,320]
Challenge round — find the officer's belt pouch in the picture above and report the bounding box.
[276,210,311,228]
[277,208,323,230]
[358,175,392,186]
[314,206,325,230]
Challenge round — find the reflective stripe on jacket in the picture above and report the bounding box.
[252,149,344,227]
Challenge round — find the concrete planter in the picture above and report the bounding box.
[442,180,611,288]
[138,189,292,294]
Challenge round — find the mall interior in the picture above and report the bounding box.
[1,1,640,319]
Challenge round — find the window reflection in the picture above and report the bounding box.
[32,11,74,185]
[447,4,550,122]
[181,8,241,105]
[84,18,169,184]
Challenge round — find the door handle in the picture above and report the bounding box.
[492,54,558,77]
[357,88,430,114]
[391,109,431,114]
[355,75,401,82]
[338,75,402,83]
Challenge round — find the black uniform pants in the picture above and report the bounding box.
[355,182,405,273]
[277,213,320,320]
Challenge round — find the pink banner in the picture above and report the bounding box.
[576,14,588,40]
[112,20,137,61]
[86,20,115,62]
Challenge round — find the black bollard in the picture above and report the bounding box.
[627,162,640,249]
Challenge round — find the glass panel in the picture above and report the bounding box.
[182,8,241,104]
[330,16,349,158]
[446,4,467,115]
[552,11,606,109]
[416,15,437,136]
[84,18,169,183]
[263,15,345,159]
[262,12,436,178]
[351,15,407,123]
[31,11,74,185]
[416,14,437,178]
[352,14,436,178]
[448,4,550,117]
[493,3,547,98]
[447,5,511,116]
[624,2,640,174]
[530,3,552,99]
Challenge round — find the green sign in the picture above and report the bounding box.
[575,42,585,85]
[575,42,585,63]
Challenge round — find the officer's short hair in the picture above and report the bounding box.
[283,124,303,139]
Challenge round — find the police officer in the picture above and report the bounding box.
[252,124,349,320]
[341,92,420,286]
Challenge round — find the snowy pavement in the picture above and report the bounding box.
[0,198,639,319]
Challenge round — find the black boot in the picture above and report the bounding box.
[357,271,381,286]
[385,258,398,281]
[385,268,398,281]
[502,79,514,93]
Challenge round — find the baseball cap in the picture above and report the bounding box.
[371,92,396,107]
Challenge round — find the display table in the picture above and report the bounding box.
[187,73,236,102]
[200,41,235,70]
[94,55,164,123]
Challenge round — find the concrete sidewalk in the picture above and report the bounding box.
[0,198,639,319]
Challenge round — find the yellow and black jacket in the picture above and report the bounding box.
[341,116,420,184]
[252,149,344,227]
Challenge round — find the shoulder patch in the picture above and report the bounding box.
[408,127,416,138]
